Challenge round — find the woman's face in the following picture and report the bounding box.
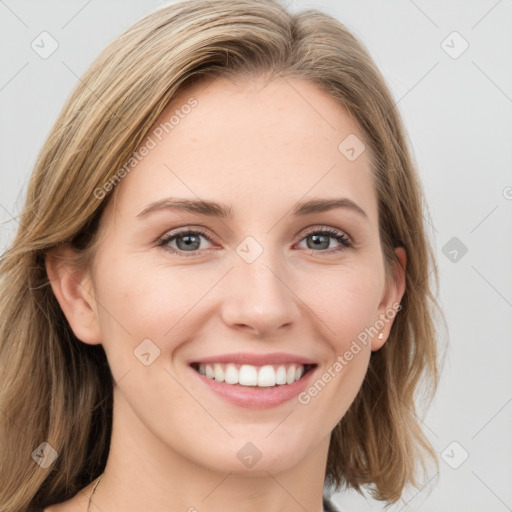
[73,76,405,476]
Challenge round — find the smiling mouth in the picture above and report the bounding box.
[190,362,317,388]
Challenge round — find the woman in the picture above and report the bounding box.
[0,1,443,511]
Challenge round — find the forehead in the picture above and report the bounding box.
[110,75,378,225]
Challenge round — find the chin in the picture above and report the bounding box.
[183,433,314,476]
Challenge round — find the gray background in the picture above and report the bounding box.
[1,1,511,510]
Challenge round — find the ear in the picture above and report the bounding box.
[371,246,406,351]
[45,245,102,345]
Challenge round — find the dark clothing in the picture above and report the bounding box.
[323,495,340,511]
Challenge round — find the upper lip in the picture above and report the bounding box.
[189,352,317,366]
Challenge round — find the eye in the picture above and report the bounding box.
[158,226,353,257]
[158,228,214,256]
[296,227,353,253]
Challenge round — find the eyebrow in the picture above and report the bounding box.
[136,197,368,220]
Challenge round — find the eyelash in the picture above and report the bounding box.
[157,226,353,257]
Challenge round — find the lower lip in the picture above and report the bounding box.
[190,366,317,409]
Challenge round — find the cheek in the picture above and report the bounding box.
[295,265,381,410]
[92,256,221,360]
[298,263,383,348]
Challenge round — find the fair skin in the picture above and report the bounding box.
[46,75,405,512]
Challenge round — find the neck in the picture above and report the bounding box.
[94,388,331,512]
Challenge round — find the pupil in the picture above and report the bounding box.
[177,234,200,251]
[309,234,328,250]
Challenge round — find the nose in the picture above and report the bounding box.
[220,247,301,337]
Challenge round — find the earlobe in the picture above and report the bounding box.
[371,246,407,351]
[45,246,102,345]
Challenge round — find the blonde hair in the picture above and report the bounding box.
[0,1,445,509]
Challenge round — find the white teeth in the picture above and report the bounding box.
[286,365,296,385]
[257,365,276,387]
[224,363,239,384]
[213,364,224,382]
[197,362,308,387]
[275,365,287,385]
[205,364,214,379]
[239,365,258,386]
